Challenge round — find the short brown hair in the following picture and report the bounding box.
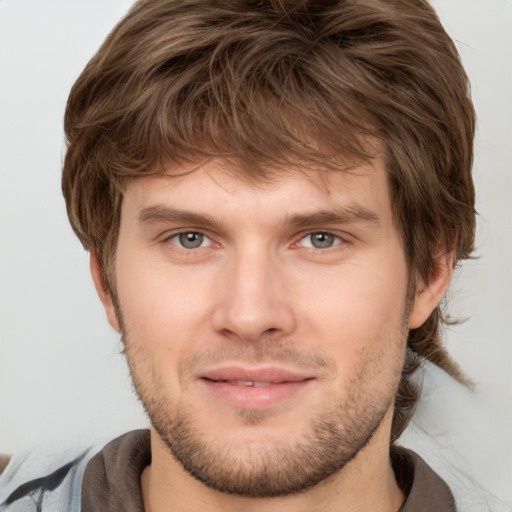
[62,0,476,441]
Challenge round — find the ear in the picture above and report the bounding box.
[90,252,121,333]
[409,250,453,329]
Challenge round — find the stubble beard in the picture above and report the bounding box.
[124,337,405,498]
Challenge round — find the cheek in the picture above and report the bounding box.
[292,259,409,378]
[115,256,215,357]
[297,258,408,332]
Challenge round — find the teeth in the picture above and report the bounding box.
[229,380,273,387]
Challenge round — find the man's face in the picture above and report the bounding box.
[98,156,420,496]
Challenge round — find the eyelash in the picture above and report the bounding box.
[162,230,345,252]
[165,231,214,250]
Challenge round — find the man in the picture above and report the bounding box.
[0,0,509,510]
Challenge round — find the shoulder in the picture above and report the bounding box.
[0,443,100,512]
[399,360,512,512]
[396,445,512,512]
[0,430,149,512]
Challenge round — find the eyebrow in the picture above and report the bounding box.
[283,205,380,228]
[138,204,380,231]
[138,206,224,230]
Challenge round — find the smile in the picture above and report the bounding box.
[198,366,315,410]
[221,380,274,387]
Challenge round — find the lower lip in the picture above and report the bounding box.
[199,379,312,410]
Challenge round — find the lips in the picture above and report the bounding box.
[201,366,312,384]
[198,366,314,410]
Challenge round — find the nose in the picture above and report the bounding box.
[212,248,296,342]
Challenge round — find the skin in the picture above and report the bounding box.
[91,155,451,512]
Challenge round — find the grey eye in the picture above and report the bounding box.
[307,232,337,249]
[178,232,205,249]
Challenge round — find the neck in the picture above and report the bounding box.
[141,410,404,512]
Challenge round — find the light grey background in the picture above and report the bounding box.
[1,0,511,464]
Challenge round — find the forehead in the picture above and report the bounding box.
[132,160,388,210]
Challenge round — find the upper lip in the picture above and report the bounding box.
[199,366,314,384]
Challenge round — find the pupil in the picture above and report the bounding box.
[312,233,334,248]
[179,232,203,248]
